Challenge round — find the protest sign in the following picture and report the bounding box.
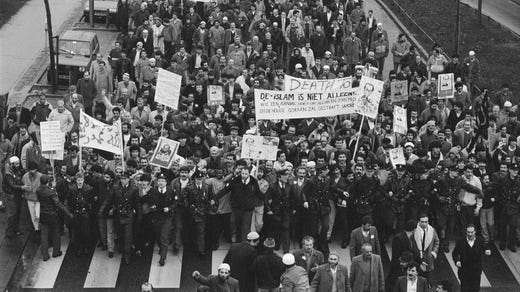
[155,68,182,109]
[389,147,406,168]
[149,137,180,168]
[207,85,224,105]
[393,106,408,135]
[255,78,358,120]
[390,80,408,103]
[40,121,65,160]
[241,135,280,161]
[437,73,454,99]
[354,76,384,119]
[79,112,124,155]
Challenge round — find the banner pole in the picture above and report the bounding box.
[79,109,83,173]
[352,115,365,160]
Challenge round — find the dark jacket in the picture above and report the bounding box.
[253,251,285,289]
[100,182,141,224]
[67,184,94,215]
[193,274,240,292]
[37,184,73,222]
[311,263,352,292]
[147,186,177,222]
[350,226,381,260]
[3,163,25,196]
[452,236,488,279]
[293,248,325,281]
[186,181,213,221]
[218,175,263,210]
[224,241,257,292]
[393,276,428,292]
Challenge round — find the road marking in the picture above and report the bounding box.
[494,242,520,284]
[445,241,491,287]
[148,245,183,288]
[329,241,352,269]
[83,243,122,288]
[22,236,70,289]
[212,241,231,275]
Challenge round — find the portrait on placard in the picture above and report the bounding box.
[149,137,180,168]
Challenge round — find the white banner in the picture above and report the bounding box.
[241,135,279,161]
[354,76,384,119]
[284,75,355,92]
[393,106,408,135]
[149,137,180,169]
[79,112,124,155]
[155,68,182,109]
[437,73,454,99]
[40,121,63,152]
[389,147,406,168]
[207,85,224,105]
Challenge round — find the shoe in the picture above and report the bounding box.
[42,255,50,261]
[443,246,449,253]
[341,241,348,249]
[52,251,63,258]
[101,245,108,251]
[159,259,165,266]
[508,245,517,252]
[0,201,5,212]
[499,243,506,250]
[108,252,114,258]
[173,246,179,254]
[212,245,219,251]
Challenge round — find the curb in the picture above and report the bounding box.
[374,0,430,61]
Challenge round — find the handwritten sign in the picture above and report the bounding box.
[354,76,384,119]
[393,106,408,135]
[389,147,406,168]
[207,85,224,105]
[241,135,279,161]
[149,137,180,169]
[437,73,454,99]
[155,68,182,109]
[79,112,124,155]
[40,121,63,152]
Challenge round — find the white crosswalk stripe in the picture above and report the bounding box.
[83,242,122,288]
[445,240,491,287]
[148,244,183,288]
[494,242,520,285]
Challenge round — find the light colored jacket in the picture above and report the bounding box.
[281,265,311,292]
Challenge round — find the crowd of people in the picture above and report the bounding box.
[1,0,518,291]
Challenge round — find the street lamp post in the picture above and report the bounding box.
[44,0,57,92]
[454,0,461,55]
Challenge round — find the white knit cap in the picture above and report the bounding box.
[9,156,20,163]
[218,263,231,272]
[282,253,295,265]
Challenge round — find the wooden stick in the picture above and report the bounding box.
[352,115,365,159]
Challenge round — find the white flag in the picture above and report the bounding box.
[79,111,124,155]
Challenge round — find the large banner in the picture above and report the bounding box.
[40,121,64,160]
[355,76,384,119]
[241,135,279,161]
[155,68,182,109]
[393,106,408,135]
[79,112,124,155]
[149,137,180,168]
[437,73,454,99]
[256,76,358,120]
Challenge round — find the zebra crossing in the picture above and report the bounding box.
[8,234,520,291]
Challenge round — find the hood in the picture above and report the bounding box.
[59,55,91,67]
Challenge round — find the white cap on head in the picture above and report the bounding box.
[282,253,295,265]
[9,156,20,164]
[218,263,231,272]
[247,232,260,240]
[295,63,302,69]
[469,50,475,56]
[404,142,415,149]
[504,101,512,107]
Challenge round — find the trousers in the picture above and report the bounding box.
[40,220,61,259]
[5,193,23,236]
[153,218,172,260]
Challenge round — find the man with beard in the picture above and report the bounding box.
[192,263,239,291]
[76,71,97,115]
[67,172,94,256]
[350,243,385,292]
[311,251,351,292]
[139,58,158,87]
[4,156,30,238]
[96,169,116,255]
[149,173,176,266]
[115,73,138,108]
[393,262,429,292]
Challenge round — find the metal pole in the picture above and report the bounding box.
[455,0,461,55]
[478,0,483,26]
[44,0,57,92]
[89,0,94,27]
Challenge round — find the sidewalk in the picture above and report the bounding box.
[0,0,85,94]
[461,0,520,36]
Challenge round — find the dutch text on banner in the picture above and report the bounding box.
[393,106,408,135]
[149,137,180,169]
[390,80,408,104]
[241,135,280,161]
[155,68,182,109]
[254,88,357,120]
[354,76,384,119]
[284,75,355,92]
[207,85,224,105]
[79,112,124,155]
[389,147,406,168]
[437,73,455,99]
[40,121,65,160]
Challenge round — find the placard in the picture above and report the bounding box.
[390,80,408,103]
[155,68,182,109]
[354,76,384,119]
[40,121,63,152]
[240,135,279,161]
[207,85,224,105]
[389,147,406,168]
[437,73,454,99]
[149,137,180,169]
[393,106,408,135]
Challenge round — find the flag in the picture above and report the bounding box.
[79,111,124,155]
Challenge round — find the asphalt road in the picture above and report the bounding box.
[461,0,520,35]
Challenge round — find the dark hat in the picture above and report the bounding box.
[230,125,240,132]
[276,168,290,176]
[510,163,519,170]
[193,169,204,179]
[263,237,275,248]
[430,98,438,105]
[395,164,406,171]
[179,165,190,172]
[157,173,167,181]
